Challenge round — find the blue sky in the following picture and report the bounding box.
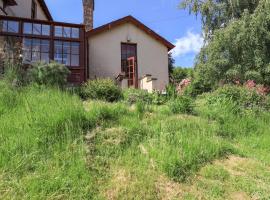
[45,0,202,67]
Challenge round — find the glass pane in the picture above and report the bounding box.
[41,40,50,53]
[71,28,79,38]
[63,27,71,38]
[32,51,40,62]
[32,39,40,52]
[23,23,32,34]
[55,26,62,37]
[54,53,62,63]
[54,41,62,54]
[63,42,70,54]
[2,20,8,32]
[62,54,70,65]
[71,42,79,54]
[42,25,50,36]
[8,21,19,33]
[23,50,31,63]
[33,23,42,35]
[71,54,79,66]
[23,38,32,51]
[41,53,49,63]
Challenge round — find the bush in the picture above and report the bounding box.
[169,95,195,114]
[28,61,70,87]
[207,85,268,110]
[123,88,153,105]
[82,78,122,102]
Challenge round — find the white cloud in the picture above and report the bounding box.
[170,31,204,57]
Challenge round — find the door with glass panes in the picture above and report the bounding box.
[121,43,137,88]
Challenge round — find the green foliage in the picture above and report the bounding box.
[82,78,122,102]
[2,81,270,198]
[166,84,178,99]
[123,89,168,105]
[171,67,194,84]
[3,61,27,86]
[168,52,175,74]
[123,88,153,104]
[169,95,195,114]
[180,0,260,38]
[208,85,268,111]
[194,0,270,89]
[0,83,93,199]
[28,61,70,87]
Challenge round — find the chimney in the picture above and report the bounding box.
[83,0,94,31]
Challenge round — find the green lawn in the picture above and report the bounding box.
[0,84,270,199]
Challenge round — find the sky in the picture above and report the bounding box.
[45,0,203,67]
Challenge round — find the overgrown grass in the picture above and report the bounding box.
[1,81,270,199]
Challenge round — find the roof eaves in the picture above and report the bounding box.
[86,15,175,51]
[37,0,53,21]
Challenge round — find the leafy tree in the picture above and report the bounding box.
[180,0,260,38]
[195,0,270,88]
[168,52,175,75]
[171,67,194,84]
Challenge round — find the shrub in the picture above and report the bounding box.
[123,88,153,105]
[169,95,195,114]
[82,78,122,102]
[28,61,70,87]
[208,85,268,110]
[166,84,178,99]
[151,91,167,105]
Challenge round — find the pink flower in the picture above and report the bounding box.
[176,78,191,94]
[245,80,256,89]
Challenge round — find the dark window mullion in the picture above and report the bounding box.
[30,39,33,61]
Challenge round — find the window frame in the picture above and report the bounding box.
[120,43,138,88]
[22,37,50,63]
[54,40,80,67]
[0,15,86,83]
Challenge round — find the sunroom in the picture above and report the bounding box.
[0,15,86,84]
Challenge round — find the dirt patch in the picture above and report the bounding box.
[214,155,250,176]
[156,175,185,200]
[230,191,251,200]
[105,168,132,200]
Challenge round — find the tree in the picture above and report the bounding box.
[168,52,175,75]
[171,67,194,84]
[180,0,260,38]
[195,0,270,88]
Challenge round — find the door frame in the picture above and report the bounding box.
[121,42,138,88]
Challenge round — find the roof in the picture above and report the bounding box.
[3,0,17,6]
[86,15,175,51]
[4,0,53,20]
[37,0,53,21]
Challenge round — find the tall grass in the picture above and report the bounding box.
[1,80,270,199]
[0,83,92,199]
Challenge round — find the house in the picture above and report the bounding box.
[0,0,175,91]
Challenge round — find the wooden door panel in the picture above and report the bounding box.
[127,57,135,87]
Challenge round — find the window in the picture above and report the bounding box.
[54,26,80,38]
[71,28,79,38]
[31,0,37,19]
[54,41,79,66]
[121,43,137,74]
[23,38,50,63]
[63,27,71,38]
[0,20,19,33]
[33,23,41,35]
[23,23,50,36]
